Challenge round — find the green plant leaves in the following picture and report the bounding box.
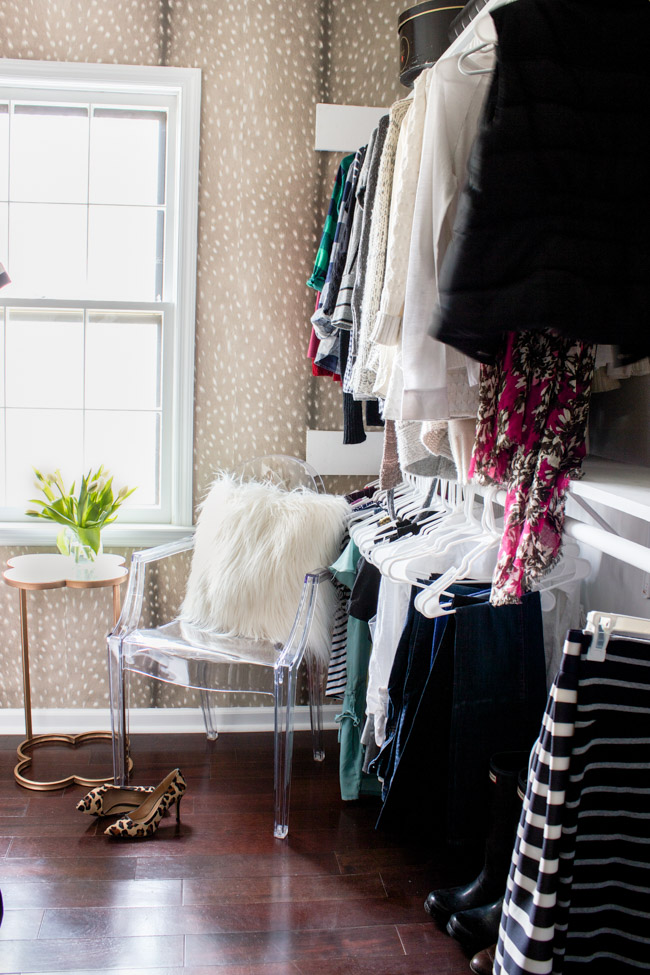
[25,466,137,549]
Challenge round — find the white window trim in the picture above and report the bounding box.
[0,59,201,547]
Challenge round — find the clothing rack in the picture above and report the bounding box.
[442,0,515,59]
[468,468,650,575]
[401,456,650,577]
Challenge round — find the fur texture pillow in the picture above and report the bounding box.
[179,474,350,664]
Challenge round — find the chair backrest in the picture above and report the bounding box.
[236,455,325,494]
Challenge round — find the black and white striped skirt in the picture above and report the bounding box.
[495,628,650,973]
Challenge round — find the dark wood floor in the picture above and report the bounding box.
[0,730,479,974]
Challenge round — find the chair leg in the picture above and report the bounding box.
[307,654,325,762]
[200,687,219,741]
[107,634,129,787]
[273,662,299,839]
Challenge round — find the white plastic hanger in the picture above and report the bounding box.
[413,490,502,617]
[374,482,469,579]
[458,41,495,75]
[584,611,650,662]
[365,480,450,567]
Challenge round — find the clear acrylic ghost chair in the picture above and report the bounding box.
[107,455,330,838]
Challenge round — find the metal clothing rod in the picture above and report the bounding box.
[571,494,621,537]
[563,519,650,575]
[481,484,650,574]
[442,0,516,59]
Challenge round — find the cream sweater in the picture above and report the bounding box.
[350,95,412,400]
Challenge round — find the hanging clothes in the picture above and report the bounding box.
[350,96,411,400]
[307,153,354,293]
[330,539,382,801]
[432,0,650,367]
[312,145,366,336]
[496,629,650,974]
[470,330,596,605]
[343,115,389,394]
[371,585,547,851]
[399,46,492,423]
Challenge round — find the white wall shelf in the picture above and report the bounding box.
[307,430,384,476]
[314,103,387,152]
[572,458,650,524]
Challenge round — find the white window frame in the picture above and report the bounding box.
[0,59,201,547]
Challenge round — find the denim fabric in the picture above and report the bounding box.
[369,589,452,791]
[372,585,546,853]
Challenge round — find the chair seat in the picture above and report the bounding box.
[124,621,284,690]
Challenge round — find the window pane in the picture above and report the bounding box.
[0,104,8,202]
[86,311,162,410]
[10,104,89,204]
[88,205,163,301]
[5,309,84,409]
[90,108,166,206]
[84,410,160,506]
[5,407,84,507]
[8,202,86,298]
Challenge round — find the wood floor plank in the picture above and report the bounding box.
[184,925,404,967]
[9,827,403,859]
[0,796,29,817]
[0,878,182,909]
[396,920,474,961]
[181,872,385,905]
[135,853,342,881]
[31,967,305,975]
[0,856,137,881]
[37,897,427,940]
[0,935,184,973]
[0,822,104,837]
[0,909,44,941]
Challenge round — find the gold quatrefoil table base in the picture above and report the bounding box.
[3,553,130,792]
[14,731,133,791]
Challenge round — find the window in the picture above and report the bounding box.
[0,60,201,544]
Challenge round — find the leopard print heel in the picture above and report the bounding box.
[76,784,156,817]
[104,769,186,838]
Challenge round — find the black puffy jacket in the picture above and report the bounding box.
[431,0,650,366]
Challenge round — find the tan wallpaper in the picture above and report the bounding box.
[0,0,405,712]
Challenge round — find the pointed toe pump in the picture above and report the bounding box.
[76,784,155,817]
[104,769,186,838]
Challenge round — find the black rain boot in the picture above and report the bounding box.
[447,897,504,953]
[424,750,528,923]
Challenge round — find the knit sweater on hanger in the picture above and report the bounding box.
[343,116,389,394]
[350,96,411,401]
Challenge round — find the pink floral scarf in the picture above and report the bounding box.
[470,330,596,606]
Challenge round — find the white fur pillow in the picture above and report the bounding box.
[180,474,350,664]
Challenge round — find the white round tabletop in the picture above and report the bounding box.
[3,553,128,590]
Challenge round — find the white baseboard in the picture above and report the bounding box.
[0,705,341,736]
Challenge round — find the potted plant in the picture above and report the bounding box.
[26,466,136,564]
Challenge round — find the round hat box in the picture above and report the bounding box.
[398,1,464,87]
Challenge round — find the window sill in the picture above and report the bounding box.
[0,522,195,550]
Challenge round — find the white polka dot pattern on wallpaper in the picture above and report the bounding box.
[0,0,406,710]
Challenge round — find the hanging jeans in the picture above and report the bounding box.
[371,584,547,853]
[496,630,650,975]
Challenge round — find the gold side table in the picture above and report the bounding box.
[3,553,129,791]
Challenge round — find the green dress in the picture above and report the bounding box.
[330,539,382,801]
